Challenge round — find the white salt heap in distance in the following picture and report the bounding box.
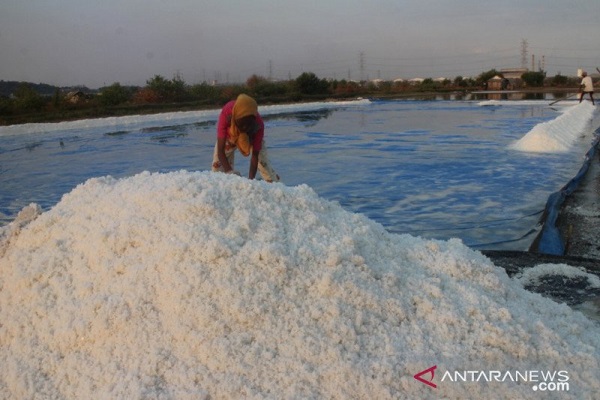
[1,171,599,399]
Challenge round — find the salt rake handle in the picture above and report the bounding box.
[549,93,577,106]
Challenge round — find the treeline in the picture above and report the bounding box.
[0,80,66,98]
[0,70,578,125]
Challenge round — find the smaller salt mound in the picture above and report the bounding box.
[0,171,598,399]
[515,263,600,290]
[509,102,596,153]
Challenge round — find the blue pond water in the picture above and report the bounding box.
[0,99,593,250]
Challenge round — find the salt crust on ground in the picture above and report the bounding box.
[514,263,600,289]
[0,171,599,399]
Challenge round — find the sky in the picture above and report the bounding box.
[1,0,599,89]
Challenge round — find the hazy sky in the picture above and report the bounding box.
[1,0,599,88]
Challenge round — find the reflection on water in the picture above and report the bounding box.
[263,109,333,126]
[149,133,188,143]
[104,130,130,137]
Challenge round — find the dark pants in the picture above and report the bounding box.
[580,91,595,105]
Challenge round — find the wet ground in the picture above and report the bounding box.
[556,143,600,260]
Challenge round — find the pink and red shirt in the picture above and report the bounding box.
[217,100,265,152]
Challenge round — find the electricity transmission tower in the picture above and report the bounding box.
[359,51,365,82]
[520,39,528,70]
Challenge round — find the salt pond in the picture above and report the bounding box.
[1,99,598,250]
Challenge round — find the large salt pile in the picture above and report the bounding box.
[0,171,598,399]
[509,102,596,153]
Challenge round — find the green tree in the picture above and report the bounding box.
[420,78,436,91]
[521,71,546,87]
[377,80,393,94]
[145,74,188,102]
[295,72,329,95]
[0,96,13,116]
[13,83,45,112]
[98,83,131,106]
[52,88,62,108]
[454,76,469,87]
[477,69,501,85]
[551,73,568,86]
[170,73,187,102]
[146,75,172,102]
[246,75,290,98]
[189,82,220,103]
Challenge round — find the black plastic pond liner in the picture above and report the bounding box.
[530,129,600,256]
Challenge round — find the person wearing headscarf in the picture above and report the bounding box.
[211,94,280,182]
[579,71,595,105]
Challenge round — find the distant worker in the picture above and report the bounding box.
[579,71,595,105]
[211,93,280,182]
